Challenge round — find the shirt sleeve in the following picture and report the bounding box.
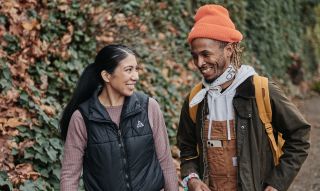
[264,82,311,191]
[148,98,179,191]
[60,110,87,191]
[176,96,200,178]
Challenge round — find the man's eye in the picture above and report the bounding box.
[202,53,209,57]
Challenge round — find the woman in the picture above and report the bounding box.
[60,44,178,191]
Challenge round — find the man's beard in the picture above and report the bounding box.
[204,56,228,84]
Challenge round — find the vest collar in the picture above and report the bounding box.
[88,88,143,122]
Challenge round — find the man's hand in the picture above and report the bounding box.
[264,185,278,191]
[188,178,211,191]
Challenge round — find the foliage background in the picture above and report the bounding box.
[0,0,319,190]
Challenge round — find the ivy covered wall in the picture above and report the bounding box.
[0,0,319,190]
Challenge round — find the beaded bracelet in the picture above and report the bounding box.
[181,173,200,191]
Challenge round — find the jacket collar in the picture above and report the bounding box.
[88,88,143,122]
[235,76,255,99]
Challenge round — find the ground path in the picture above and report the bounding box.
[289,95,320,191]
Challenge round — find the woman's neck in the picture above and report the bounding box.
[98,87,125,107]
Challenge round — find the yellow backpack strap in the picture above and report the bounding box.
[188,82,203,123]
[253,75,282,165]
[182,82,202,161]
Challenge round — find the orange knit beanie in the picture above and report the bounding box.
[188,4,243,43]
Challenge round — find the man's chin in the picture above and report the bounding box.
[204,77,217,84]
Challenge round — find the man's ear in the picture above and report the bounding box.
[224,43,233,58]
[101,70,111,83]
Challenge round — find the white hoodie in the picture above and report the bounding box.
[190,65,256,140]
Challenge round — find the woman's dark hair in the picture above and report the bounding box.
[59,44,135,140]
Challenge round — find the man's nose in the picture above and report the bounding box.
[195,56,205,67]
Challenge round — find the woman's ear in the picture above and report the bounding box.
[101,70,110,83]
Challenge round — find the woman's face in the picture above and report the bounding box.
[107,54,139,97]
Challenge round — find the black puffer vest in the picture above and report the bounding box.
[78,90,164,191]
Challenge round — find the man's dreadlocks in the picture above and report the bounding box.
[229,42,243,69]
[218,41,243,69]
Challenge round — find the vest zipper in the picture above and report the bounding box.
[117,127,131,190]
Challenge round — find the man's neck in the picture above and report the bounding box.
[220,79,234,92]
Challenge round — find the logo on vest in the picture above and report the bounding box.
[136,120,144,128]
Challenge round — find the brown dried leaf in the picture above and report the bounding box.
[9,24,22,36]
[96,35,114,43]
[0,118,7,124]
[2,1,20,10]
[0,49,7,58]
[6,128,19,136]
[158,33,166,40]
[22,19,38,31]
[139,24,148,33]
[40,75,48,90]
[61,33,72,45]
[161,68,169,78]
[18,140,35,153]
[114,13,127,26]
[158,2,168,9]
[7,140,18,149]
[58,4,69,11]
[67,24,74,33]
[15,163,33,174]
[5,118,25,128]
[28,172,40,180]
[8,163,40,185]
[0,137,15,171]
[31,118,41,126]
[167,24,178,35]
[0,24,5,38]
[4,107,29,119]
[25,77,35,87]
[31,39,44,57]
[6,89,20,103]
[8,59,28,78]
[40,105,55,116]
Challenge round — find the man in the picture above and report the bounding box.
[177,4,310,191]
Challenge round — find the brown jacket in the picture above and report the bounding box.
[177,76,310,191]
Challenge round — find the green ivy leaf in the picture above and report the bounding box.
[19,180,36,191]
[0,171,13,190]
[19,92,29,104]
[49,138,61,150]
[52,168,60,180]
[35,153,49,164]
[45,146,58,161]
[24,148,35,159]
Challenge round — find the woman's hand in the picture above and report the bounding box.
[188,178,211,191]
[264,185,278,191]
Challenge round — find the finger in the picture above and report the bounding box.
[200,184,211,191]
[264,186,277,191]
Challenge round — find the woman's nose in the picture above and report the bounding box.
[132,70,139,80]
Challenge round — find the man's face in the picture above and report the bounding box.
[191,38,231,83]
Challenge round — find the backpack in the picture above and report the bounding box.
[188,75,284,165]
